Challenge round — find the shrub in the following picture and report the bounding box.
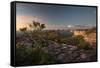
[78,41,92,50]
[16,44,56,66]
[60,36,83,45]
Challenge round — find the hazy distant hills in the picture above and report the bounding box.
[65,25,95,30]
[16,25,96,33]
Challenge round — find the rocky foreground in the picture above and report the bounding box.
[41,41,97,63]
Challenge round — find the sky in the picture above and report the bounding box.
[16,3,96,30]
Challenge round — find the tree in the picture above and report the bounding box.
[40,24,46,31]
[29,21,38,31]
[29,20,46,31]
[19,27,27,32]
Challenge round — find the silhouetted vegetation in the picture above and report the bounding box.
[19,27,27,33]
[29,21,46,31]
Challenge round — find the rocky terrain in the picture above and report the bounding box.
[41,40,97,63]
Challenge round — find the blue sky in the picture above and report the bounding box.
[16,3,96,30]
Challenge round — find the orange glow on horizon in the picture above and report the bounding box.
[16,15,73,31]
[16,15,43,31]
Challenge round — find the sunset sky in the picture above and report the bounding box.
[16,3,96,30]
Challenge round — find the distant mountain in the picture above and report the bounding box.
[66,25,95,30]
[16,25,96,31]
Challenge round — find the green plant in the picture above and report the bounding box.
[29,21,46,31]
[16,43,56,66]
[19,27,27,32]
[78,41,91,50]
